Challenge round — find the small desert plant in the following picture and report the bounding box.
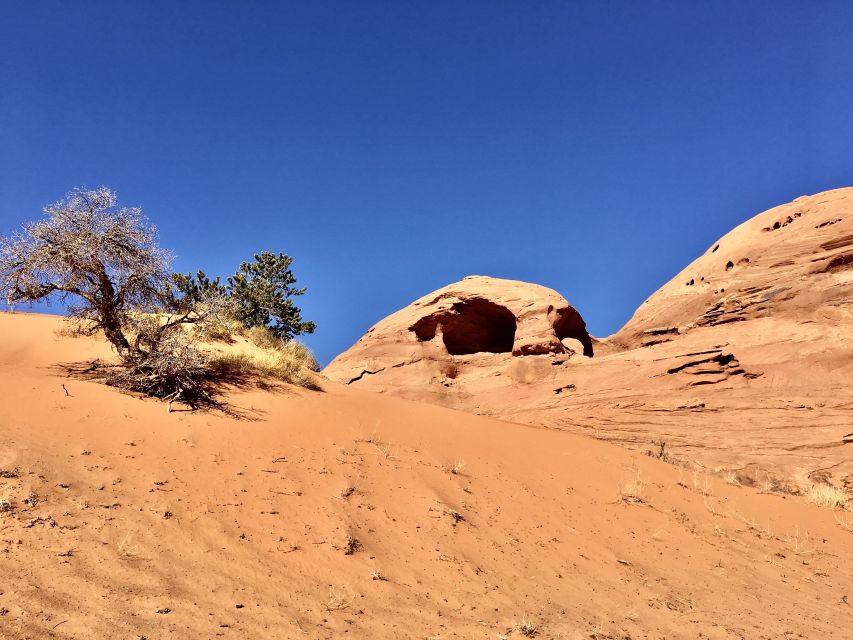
[117,533,141,558]
[371,568,387,581]
[343,534,361,555]
[620,468,646,504]
[781,526,816,555]
[23,491,40,507]
[805,483,850,510]
[0,497,12,513]
[371,439,394,460]
[646,439,670,462]
[518,616,538,637]
[835,513,853,533]
[340,481,357,500]
[723,472,742,487]
[692,470,713,496]
[325,587,354,612]
[448,509,465,525]
[446,459,466,475]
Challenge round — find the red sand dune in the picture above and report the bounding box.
[2,312,853,639]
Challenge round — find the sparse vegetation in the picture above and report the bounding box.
[325,587,354,612]
[340,481,357,500]
[343,534,361,555]
[117,533,141,559]
[448,509,465,525]
[805,483,850,510]
[0,497,12,513]
[835,513,853,533]
[208,333,320,391]
[724,471,742,487]
[358,435,395,460]
[445,458,466,475]
[0,186,318,407]
[620,468,646,504]
[646,439,670,462]
[518,615,538,637]
[692,470,713,496]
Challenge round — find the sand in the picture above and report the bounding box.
[1,312,852,639]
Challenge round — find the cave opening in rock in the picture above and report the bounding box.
[552,307,594,357]
[409,298,517,355]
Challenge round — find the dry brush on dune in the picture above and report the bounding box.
[0,186,320,410]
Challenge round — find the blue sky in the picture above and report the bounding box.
[2,1,853,364]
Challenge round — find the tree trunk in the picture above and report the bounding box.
[101,315,131,358]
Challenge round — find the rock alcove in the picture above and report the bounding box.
[409,298,517,355]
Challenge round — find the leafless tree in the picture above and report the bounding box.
[0,187,171,354]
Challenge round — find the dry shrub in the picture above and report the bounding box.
[805,483,850,510]
[105,329,215,407]
[193,314,244,343]
[209,335,320,390]
[620,468,647,504]
[69,314,319,409]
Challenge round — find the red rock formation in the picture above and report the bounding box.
[325,275,593,387]
[326,188,853,492]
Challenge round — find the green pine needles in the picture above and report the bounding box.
[169,251,315,340]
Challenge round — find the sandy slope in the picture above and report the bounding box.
[1,314,852,639]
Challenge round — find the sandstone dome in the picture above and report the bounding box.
[325,275,593,386]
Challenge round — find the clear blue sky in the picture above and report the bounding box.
[2,1,853,364]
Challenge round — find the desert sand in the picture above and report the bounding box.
[2,312,853,639]
[326,188,853,495]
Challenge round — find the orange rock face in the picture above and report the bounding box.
[325,275,593,385]
[326,188,853,492]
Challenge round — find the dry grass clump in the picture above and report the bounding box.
[117,533,141,559]
[518,616,538,637]
[620,468,647,504]
[444,459,466,475]
[325,587,354,612]
[193,314,244,342]
[243,326,285,350]
[209,333,320,390]
[805,483,850,510]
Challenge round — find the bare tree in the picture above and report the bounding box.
[0,187,171,354]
